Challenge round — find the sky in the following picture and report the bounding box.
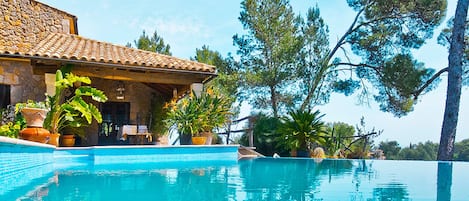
[39,0,466,146]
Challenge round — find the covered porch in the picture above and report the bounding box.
[13,33,216,146]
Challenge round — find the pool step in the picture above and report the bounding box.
[54,147,93,163]
[238,146,264,159]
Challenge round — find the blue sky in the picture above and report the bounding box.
[40,0,466,146]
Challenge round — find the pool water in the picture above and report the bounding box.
[7,158,469,201]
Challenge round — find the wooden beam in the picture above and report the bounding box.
[176,85,191,98]
[32,65,58,74]
[0,57,30,62]
[33,64,209,85]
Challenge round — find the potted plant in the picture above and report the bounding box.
[276,109,328,157]
[15,100,48,128]
[149,93,170,145]
[14,100,52,144]
[61,125,87,147]
[165,88,232,145]
[198,87,232,145]
[44,69,108,146]
[165,91,204,145]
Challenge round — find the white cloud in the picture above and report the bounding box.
[122,16,213,58]
[138,16,210,39]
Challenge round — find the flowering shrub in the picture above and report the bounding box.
[0,122,22,138]
[0,105,25,138]
[1,105,16,124]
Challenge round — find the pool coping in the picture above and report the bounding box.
[0,136,56,149]
[56,144,240,150]
[0,136,240,150]
[1,136,241,164]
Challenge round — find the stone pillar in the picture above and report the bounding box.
[190,83,203,97]
[172,88,178,99]
[45,73,56,96]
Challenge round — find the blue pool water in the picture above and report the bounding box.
[3,158,469,201]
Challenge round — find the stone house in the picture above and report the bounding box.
[0,0,216,145]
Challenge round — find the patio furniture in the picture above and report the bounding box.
[119,125,152,145]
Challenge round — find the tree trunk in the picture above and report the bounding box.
[270,85,279,118]
[437,0,468,161]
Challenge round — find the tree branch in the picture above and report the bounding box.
[413,67,448,99]
[327,7,365,63]
[347,13,411,36]
[334,62,381,70]
[339,46,353,68]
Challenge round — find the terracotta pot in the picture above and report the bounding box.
[48,133,60,146]
[156,135,169,145]
[192,136,207,145]
[20,108,48,127]
[19,127,50,143]
[201,131,213,145]
[61,135,75,147]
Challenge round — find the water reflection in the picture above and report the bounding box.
[239,158,358,200]
[43,165,235,201]
[437,162,453,201]
[16,158,467,201]
[372,182,409,201]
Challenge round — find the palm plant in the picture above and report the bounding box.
[276,109,328,154]
[240,114,284,156]
[44,69,108,135]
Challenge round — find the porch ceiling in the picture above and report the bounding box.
[32,62,201,98]
[32,62,212,85]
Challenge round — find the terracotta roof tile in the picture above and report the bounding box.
[1,33,216,73]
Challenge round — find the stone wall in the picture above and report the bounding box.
[93,78,155,124]
[0,0,77,52]
[0,0,76,103]
[0,59,46,103]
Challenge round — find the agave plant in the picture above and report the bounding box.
[276,109,328,153]
[44,69,108,135]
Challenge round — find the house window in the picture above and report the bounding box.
[62,17,77,34]
[0,84,10,109]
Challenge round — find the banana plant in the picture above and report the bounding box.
[44,69,108,135]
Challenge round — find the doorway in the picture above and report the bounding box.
[98,101,130,145]
[0,84,10,109]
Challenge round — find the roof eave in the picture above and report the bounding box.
[0,54,217,76]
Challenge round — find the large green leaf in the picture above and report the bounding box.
[45,69,108,134]
[55,72,91,88]
[68,98,92,124]
[75,86,108,102]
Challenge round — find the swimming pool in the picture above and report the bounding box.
[5,158,469,200]
[1,138,469,200]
